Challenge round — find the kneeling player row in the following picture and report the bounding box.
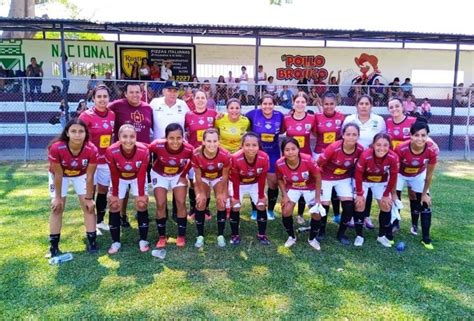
[46,119,438,257]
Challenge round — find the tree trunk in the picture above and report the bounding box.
[2,0,36,39]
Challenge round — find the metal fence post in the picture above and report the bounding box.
[465,90,472,161]
[22,78,30,163]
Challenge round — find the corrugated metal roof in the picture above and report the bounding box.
[1,17,473,44]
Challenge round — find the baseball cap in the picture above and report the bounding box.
[163,80,180,89]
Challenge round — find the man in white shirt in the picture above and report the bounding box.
[150,80,189,140]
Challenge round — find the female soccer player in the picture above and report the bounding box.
[312,92,346,231]
[184,90,217,218]
[191,128,231,248]
[394,120,439,249]
[229,132,270,245]
[282,92,316,224]
[215,98,250,154]
[276,137,323,250]
[354,133,399,247]
[79,84,115,233]
[47,118,98,257]
[105,124,150,254]
[385,97,417,150]
[149,123,194,248]
[317,123,364,245]
[245,94,284,220]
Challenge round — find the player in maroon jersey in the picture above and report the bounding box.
[394,120,439,249]
[191,128,231,248]
[276,137,323,250]
[184,90,217,219]
[149,123,194,249]
[385,97,417,150]
[317,123,364,245]
[79,84,115,234]
[354,133,400,248]
[312,92,347,230]
[229,132,270,245]
[108,82,153,227]
[47,118,98,257]
[282,92,316,225]
[105,124,150,254]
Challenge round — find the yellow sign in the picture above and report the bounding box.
[164,166,179,175]
[64,169,80,176]
[404,167,418,174]
[294,136,305,148]
[205,172,218,179]
[367,175,382,182]
[261,133,274,142]
[99,135,111,148]
[333,168,347,175]
[197,129,205,142]
[121,49,148,78]
[323,132,336,144]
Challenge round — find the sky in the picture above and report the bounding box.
[1,0,473,35]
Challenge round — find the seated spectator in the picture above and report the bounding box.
[387,77,401,98]
[264,76,277,99]
[139,58,151,81]
[279,85,293,109]
[214,75,228,106]
[401,78,413,97]
[348,78,363,100]
[190,74,200,90]
[420,97,432,119]
[86,73,98,101]
[370,78,386,106]
[455,83,469,106]
[403,95,418,116]
[297,76,308,94]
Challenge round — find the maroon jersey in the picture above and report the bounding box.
[385,116,416,149]
[108,98,153,144]
[149,139,194,177]
[317,140,364,180]
[313,111,346,154]
[282,112,315,155]
[355,148,399,197]
[48,141,98,177]
[395,140,439,177]
[230,150,269,199]
[276,153,320,190]
[79,107,115,164]
[191,147,231,180]
[184,108,217,147]
[105,142,149,197]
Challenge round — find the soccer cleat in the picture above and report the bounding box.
[257,234,270,245]
[87,243,99,254]
[284,236,297,248]
[410,225,418,236]
[364,217,375,229]
[250,210,257,221]
[139,240,150,252]
[347,218,355,228]
[217,235,226,247]
[332,214,341,224]
[421,240,434,250]
[230,235,241,245]
[388,239,395,246]
[96,222,110,231]
[45,247,61,258]
[308,238,321,251]
[195,236,204,248]
[156,236,167,249]
[121,216,131,228]
[267,210,276,221]
[296,215,306,225]
[337,235,351,246]
[176,236,186,247]
[354,236,364,247]
[108,242,121,254]
[377,236,392,248]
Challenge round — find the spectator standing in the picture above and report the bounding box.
[86,74,99,102]
[26,57,43,101]
[139,58,151,81]
[401,78,413,97]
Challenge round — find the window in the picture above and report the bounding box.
[411,69,464,85]
[52,62,114,77]
[196,64,254,79]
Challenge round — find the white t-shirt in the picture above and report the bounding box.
[150,97,189,140]
[343,113,386,149]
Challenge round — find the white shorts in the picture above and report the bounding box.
[49,172,87,198]
[362,182,387,200]
[396,171,426,194]
[202,176,223,188]
[150,169,187,190]
[188,167,195,180]
[312,152,321,161]
[287,189,315,206]
[228,182,259,204]
[321,178,353,201]
[94,164,111,186]
[115,178,149,199]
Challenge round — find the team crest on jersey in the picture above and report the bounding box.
[71,160,78,167]
[335,119,341,126]
[256,168,263,174]
[124,164,133,171]
[102,123,109,129]
[326,122,332,128]
[82,159,88,167]
[393,129,400,136]
[230,127,237,134]
[296,125,302,131]
[208,165,215,170]
[412,160,420,166]
[372,121,378,128]
[265,123,272,130]
[131,111,144,123]
[344,160,352,167]
[207,117,213,123]
[169,159,177,166]
[302,171,309,180]
[217,163,223,169]
[136,161,142,168]
[305,124,312,130]
[403,128,410,135]
[291,175,299,181]
[198,119,205,125]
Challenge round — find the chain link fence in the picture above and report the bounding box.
[0,77,472,161]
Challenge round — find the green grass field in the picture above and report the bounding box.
[0,161,473,319]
